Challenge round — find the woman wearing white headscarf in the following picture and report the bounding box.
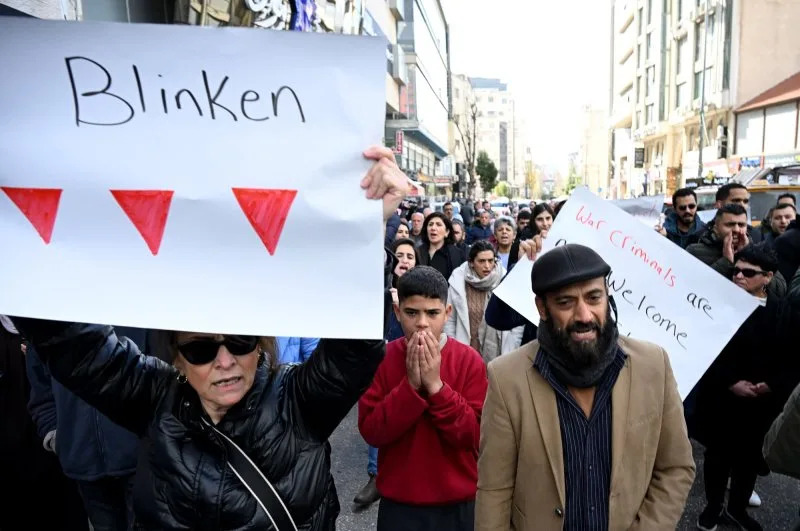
[444,241,523,363]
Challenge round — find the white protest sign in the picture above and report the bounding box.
[0,19,387,339]
[493,188,760,398]
[611,195,664,227]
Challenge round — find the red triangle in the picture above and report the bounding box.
[2,187,63,244]
[110,190,174,255]
[232,188,297,255]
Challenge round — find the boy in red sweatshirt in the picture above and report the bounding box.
[359,265,488,531]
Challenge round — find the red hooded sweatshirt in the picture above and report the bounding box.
[358,336,488,505]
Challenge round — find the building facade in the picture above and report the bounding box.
[469,77,526,195]
[610,0,800,198]
[579,105,611,198]
[387,0,453,197]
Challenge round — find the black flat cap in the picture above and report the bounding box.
[531,244,611,296]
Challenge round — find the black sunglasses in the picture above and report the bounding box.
[678,204,697,211]
[177,335,259,365]
[733,267,767,278]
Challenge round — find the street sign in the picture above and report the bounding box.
[393,130,404,154]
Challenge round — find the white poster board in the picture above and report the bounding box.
[493,188,760,397]
[0,18,387,339]
[611,195,664,227]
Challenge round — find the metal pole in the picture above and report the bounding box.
[697,0,709,179]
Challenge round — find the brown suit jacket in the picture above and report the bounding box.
[475,337,695,530]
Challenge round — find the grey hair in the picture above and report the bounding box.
[494,215,517,233]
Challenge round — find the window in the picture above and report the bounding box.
[677,37,687,74]
[637,75,643,102]
[637,43,643,67]
[646,33,652,60]
[694,21,704,62]
[499,111,504,116]
[647,0,653,24]
[676,0,683,20]
[488,96,494,103]
[694,71,702,99]
[646,104,654,124]
[636,110,643,127]
[676,82,688,107]
[646,66,655,97]
[502,98,507,104]
[638,7,644,34]
[708,13,715,40]
[454,88,460,98]
[488,110,496,116]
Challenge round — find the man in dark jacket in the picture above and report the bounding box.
[687,204,787,297]
[660,187,706,249]
[0,318,89,530]
[715,182,763,244]
[776,215,800,281]
[467,209,492,244]
[26,326,148,531]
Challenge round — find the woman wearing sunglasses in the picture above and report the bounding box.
[689,243,800,531]
[10,146,408,531]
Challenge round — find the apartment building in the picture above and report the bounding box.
[610,0,800,198]
[469,77,527,194]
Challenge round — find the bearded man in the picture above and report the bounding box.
[475,243,695,531]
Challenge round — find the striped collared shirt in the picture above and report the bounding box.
[534,347,627,531]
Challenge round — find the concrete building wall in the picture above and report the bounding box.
[734,0,800,108]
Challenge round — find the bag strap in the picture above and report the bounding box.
[203,419,298,531]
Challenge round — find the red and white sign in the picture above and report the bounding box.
[393,130,404,154]
[0,18,387,339]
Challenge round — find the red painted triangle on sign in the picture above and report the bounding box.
[232,188,297,255]
[2,187,63,244]
[111,190,174,255]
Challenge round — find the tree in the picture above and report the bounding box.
[564,155,583,195]
[493,181,511,198]
[453,100,479,197]
[476,151,498,195]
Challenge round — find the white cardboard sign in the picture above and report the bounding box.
[611,195,664,227]
[0,18,387,339]
[493,188,760,398]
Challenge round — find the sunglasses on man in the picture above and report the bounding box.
[677,204,697,211]
[733,267,767,278]
[177,335,260,365]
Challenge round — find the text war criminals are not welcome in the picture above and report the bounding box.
[64,56,307,127]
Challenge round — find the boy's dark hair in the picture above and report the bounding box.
[468,240,496,262]
[517,209,532,221]
[420,212,455,246]
[443,201,452,208]
[734,243,779,273]
[672,187,697,207]
[715,182,747,202]
[714,202,747,223]
[778,193,796,205]
[397,265,448,304]
[775,202,797,213]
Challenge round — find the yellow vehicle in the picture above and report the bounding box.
[738,165,800,226]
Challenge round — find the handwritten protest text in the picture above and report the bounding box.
[65,56,307,127]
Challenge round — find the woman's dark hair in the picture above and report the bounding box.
[420,212,455,247]
[734,243,779,273]
[468,240,496,262]
[397,219,410,232]
[391,238,421,266]
[531,203,555,235]
[150,331,278,372]
[397,265,448,303]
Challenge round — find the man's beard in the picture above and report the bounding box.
[542,309,617,372]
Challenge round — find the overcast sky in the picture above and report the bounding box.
[441,0,611,170]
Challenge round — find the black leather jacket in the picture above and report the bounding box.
[13,318,384,530]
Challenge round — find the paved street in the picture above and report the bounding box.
[330,407,800,530]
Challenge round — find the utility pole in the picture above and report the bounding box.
[697,0,709,179]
